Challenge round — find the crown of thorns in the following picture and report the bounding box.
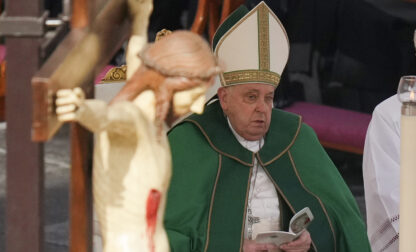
[138,45,222,80]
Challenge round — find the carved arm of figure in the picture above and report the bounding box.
[56,87,140,137]
[56,87,110,132]
[126,0,153,79]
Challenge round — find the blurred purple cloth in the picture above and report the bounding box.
[284,101,372,151]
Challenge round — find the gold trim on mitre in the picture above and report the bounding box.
[223,70,280,86]
[214,1,289,88]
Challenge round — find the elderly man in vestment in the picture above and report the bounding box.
[363,95,401,252]
[164,2,371,252]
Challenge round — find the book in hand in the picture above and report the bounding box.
[255,207,314,246]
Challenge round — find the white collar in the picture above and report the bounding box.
[227,118,264,153]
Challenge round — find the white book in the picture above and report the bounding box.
[255,207,314,246]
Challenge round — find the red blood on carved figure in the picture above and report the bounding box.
[146,189,161,252]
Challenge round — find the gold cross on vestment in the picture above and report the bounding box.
[247,208,260,240]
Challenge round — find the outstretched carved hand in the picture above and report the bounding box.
[56,87,85,122]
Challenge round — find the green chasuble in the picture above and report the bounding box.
[165,100,370,252]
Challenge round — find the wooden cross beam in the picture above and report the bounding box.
[191,0,245,40]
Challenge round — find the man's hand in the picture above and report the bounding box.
[243,230,311,252]
[56,87,85,122]
[243,239,278,252]
[279,230,311,252]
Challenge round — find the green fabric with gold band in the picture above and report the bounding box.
[164,100,371,252]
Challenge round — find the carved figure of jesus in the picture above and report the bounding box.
[55,31,220,252]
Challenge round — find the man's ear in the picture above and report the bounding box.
[217,87,228,111]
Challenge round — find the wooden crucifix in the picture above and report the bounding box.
[31,0,153,251]
[30,0,242,251]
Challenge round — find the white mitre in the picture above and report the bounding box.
[206,1,290,99]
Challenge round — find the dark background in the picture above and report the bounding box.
[1,0,416,250]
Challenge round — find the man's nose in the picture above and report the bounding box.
[255,99,267,112]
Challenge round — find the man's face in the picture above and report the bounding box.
[218,83,275,141]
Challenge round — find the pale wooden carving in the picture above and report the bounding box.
[125,0,153,79]
[56,31,220,252]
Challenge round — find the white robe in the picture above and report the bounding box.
[363,95,401,252]
[227,119,281,240]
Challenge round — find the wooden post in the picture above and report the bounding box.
[191,0,209,35]
[220,0,245,23]
[5,0,45,251]
[208,0,221,40]
[190,0,246,41]
[70,122,94,252]
[0,59,5,122]
[72,0,91,29]
[0,0,4,120]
